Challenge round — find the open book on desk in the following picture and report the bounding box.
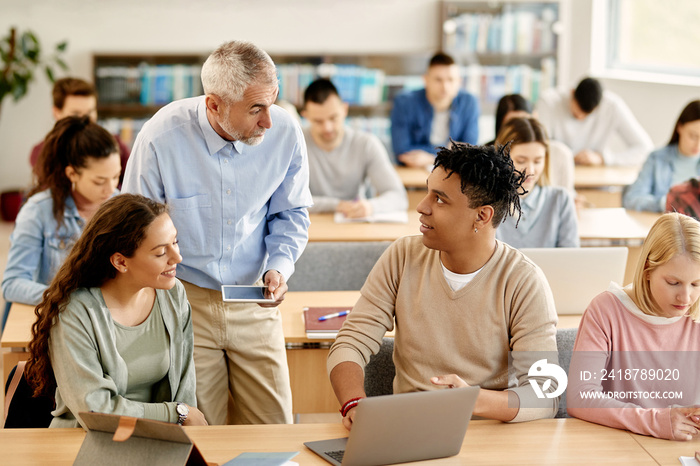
[333,210,408,224]
[303,306,352,339]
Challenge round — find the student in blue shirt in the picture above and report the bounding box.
[495,117,579,248]
[623,100,700,212]
[390,52,479,168]
[2,116,121,305]
[122,40,312,426]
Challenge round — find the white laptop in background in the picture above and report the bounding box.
[304,387,479,466]
[520,247,628,315]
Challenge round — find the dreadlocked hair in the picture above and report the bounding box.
[25,194,168,397]
[433,141,527,227]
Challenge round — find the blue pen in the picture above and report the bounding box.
[318,310,350,321]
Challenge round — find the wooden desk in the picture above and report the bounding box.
[2,291,581,417]
[395,165,430,189]
[578,208,660,284]
[575,165,640,208]
[1,293,364,415]
[0,419,676,465]
[574,165,640,189]
[395,166,429,209]
[631,432,700,465]
[578,208,659,244]
[308,212,420,242]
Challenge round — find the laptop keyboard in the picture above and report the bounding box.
[325,450,345,463]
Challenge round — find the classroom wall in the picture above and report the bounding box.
[1,0,698,193]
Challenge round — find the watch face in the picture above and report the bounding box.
[177,404,188,415]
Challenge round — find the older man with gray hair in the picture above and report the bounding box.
[122,41,312,425]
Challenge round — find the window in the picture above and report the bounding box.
[607,0,700,79]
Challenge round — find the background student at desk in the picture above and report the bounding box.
[623,100,700,212]
[2,117,121,308]
[301,78,407,219]
[535,77,653,166]
[390,52,479,169]
[29,78,131,187]
[495,117,579,248]
[489,93,575,197]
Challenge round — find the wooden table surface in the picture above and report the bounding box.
[3,418,693,465]
[397,164,641,190]
[308,211,421,242]
[573,165,640,188]
[578,208,660,242]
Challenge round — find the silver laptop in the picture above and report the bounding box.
[304,387,479,466]
[520,247,628,315]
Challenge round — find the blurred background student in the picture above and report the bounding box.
[623,100,700,212]
[490,94,575,196]
[2,116,121,307]
[25,194,207,428]
[495,117,579,248]
[567,213,700,440]
[29,77,131,187]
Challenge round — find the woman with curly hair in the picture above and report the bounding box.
[25,193,207,428]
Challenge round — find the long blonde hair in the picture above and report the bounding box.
[632,213,700,322]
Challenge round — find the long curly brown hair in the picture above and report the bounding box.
[25,194,168,397]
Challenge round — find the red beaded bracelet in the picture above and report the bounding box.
[339,397,364,417]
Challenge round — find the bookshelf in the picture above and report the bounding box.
[93,54,206,147]
[440,0,566,114]
[93,53,427,150]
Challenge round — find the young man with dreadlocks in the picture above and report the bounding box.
[328,142,560,430]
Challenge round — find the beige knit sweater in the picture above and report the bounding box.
[328,235,559,422]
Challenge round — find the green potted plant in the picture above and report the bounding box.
[0,26,68,118]
[0,27,68,221]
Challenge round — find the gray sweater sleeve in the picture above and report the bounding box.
[363,136,409,214]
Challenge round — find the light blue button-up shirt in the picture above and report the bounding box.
[2,190,85,305]
[122,96,312,291]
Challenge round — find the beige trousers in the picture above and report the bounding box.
[182,280,292,425]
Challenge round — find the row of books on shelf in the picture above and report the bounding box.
[277,62,553,111]
[96,63,203,106]
[99,114,393,153]
[443,6,558,55]
[460,59,556,105]
[277,63,387,107]
[99,117,150,148]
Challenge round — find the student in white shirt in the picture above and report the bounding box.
[535,77,653,166]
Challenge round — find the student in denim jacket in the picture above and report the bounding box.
[623,101,700,212]
[2,116,121,305]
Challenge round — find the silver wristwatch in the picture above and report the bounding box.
[176,402,189,425]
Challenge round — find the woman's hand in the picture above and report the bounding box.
[670,406,700,440]
[182,405,208,426]
[430,374,469,389]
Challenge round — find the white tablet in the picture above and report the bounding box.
[221,285,276,303]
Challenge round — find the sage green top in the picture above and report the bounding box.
[49,279,197,428]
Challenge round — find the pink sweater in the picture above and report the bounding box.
[567,284,700,439]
